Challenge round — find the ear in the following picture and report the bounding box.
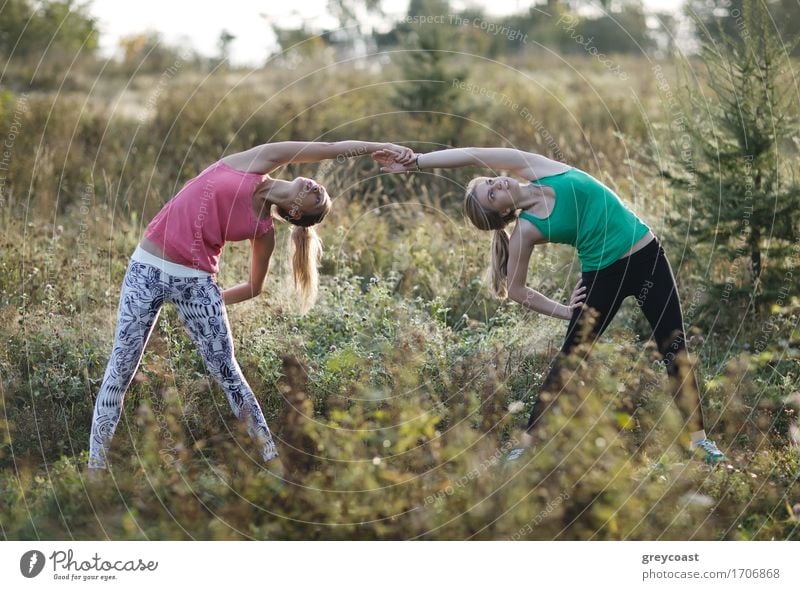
[281,204,302,221]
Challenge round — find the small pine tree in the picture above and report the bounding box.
[390,0,465,143]
[657,0,799,322]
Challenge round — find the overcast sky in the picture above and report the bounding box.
[89,0,684,66]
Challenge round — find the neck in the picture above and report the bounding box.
[252,176,276,221]
[257,176,286,207]
[515,182,541,210]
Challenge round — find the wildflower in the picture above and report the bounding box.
[680,492,715,508]
[508,401,524,414]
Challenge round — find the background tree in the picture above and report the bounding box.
[657,0,799,323]
[216,29,235,67]
[268,24,330,67]
[117,31,194,74]
[326,0,383,57]
[390,0,466,144]
[0,0,98,87]
[686,0,800,56]
[0,0,98,59]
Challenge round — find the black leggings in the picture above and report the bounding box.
[526,236,704,433]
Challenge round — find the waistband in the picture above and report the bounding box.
[582,235,661,278]
[131,245,212,278]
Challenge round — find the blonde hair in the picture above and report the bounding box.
[254,179,331,313]
[464,177,516,299]
[290,225,323,313]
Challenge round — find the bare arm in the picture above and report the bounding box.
[374,147,570,180]
[506,223,585,319]
[223,141,414,174]
[222,231,275,305]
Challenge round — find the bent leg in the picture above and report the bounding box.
[638,244,704,433]
[526,271,626,433]
[89,262,166,468]
[171,277,278,463]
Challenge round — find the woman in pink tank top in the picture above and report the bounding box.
[88,140,414,474]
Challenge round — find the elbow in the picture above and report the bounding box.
[251,283,263,297]
[507,286,525,304]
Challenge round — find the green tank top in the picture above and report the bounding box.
[518,168,650,271]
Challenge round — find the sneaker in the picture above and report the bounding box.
[693,438,726,465]
[505,447,529,463]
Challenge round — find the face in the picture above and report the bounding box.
[286,176,330,219]
[474,176,520,215]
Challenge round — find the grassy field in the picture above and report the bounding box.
[0,53,798,540]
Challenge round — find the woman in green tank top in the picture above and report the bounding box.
[373,146,725,465]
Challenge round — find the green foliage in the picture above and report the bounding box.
[0,0,99,88]
[0,0,98,59]
[1,42,798,540]
[686,0,800,56]
[390,0,467,143]
[652,0,800,323]
[2,335,798,539]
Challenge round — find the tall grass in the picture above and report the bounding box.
[0,55,798,539]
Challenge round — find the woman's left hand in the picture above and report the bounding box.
[373,149,415,173]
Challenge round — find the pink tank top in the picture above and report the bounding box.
[144,160,274,274]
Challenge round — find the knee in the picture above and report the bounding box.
[541,360,566,393]
[205,353,247,385]
[659,331,686,360]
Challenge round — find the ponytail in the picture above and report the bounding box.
[291,225,323,313]
[491,229,510,299]
[262,185,331,314]
[464,177,516,299]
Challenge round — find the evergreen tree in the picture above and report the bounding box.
[686,0,800,56]
[390,0,465,141]
[657,0,799,321]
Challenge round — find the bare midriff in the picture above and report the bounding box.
[619,229,655,259]
[139,236,184,264]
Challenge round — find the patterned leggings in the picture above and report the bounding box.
[88,259,277,469]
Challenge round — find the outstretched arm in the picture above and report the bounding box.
[374,147,570,180]
[224,141,415,174]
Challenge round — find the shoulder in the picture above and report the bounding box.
[255,214,275,236]
[220,147,274,174]
[510,216,545,245]
[531,165,575,182]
